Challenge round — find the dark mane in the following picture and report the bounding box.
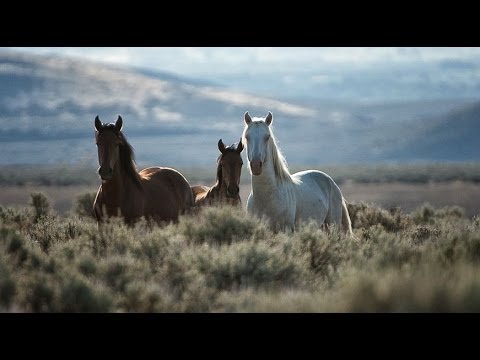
[118,132,143,190]
[214,142,238,186]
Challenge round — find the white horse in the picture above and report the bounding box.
[242,111,353,235]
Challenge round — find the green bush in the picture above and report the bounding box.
[195,242,301,291]
[0,201,480,312]
[412,203,466,224]
[30,192,50,222]
[178,205,269,245]
[58,275,112,313]
[0,260,16,309]
[348,202,411,232]
[74,192,97,218]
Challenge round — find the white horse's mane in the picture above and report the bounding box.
[242,118,295,183]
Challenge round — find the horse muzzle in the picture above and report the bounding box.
[250,160,263,175]
[98,166,113,180]
[226,185,239,198]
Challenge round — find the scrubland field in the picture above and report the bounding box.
[1,163,480,312]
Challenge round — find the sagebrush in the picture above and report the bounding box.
[0,195,479,312]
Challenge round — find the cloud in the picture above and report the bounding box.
[0,63,33,75]
[150,107,184,123]
[9,47,480,76]
[7,47,480,102]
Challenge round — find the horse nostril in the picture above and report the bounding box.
[98,166,113,179]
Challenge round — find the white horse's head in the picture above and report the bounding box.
[242,111,273,175]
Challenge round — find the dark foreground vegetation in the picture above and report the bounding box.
[1,192,479,312]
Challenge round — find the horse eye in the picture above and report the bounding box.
[264,135,270,141]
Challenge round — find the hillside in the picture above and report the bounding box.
[0,51,315,140]
[395,101,480,161]
[0,50,479,165]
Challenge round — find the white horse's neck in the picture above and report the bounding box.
[248,140,297,231]
[250,143,291,196]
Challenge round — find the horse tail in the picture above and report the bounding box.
[341,197,354,237]
[185,186,195,211]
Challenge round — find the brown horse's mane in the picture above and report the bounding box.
[101,124,143,190]
[212,143,239,191]
[118,132,143,190]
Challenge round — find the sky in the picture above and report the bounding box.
[7,47,480,102]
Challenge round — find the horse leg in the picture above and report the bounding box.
[324,187,352,235]
[323,194,342,233]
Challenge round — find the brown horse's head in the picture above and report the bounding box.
[94,115,124,181]
[217,138,244,198]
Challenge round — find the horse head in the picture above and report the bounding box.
[94,115,123,181]
[218,138,244,198]
[242,111,272,176]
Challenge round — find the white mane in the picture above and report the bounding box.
[242,118,295,183]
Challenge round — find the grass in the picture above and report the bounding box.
[0,192,480,312]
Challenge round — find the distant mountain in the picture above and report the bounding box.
[395,101,480,161]
[0,50,315,141]
[0,50,479,166]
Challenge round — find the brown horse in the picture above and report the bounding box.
[191,139,244,206]
[93,115,194,225]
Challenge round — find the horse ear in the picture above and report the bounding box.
[244,111,252,125]
[94,116,102,131]
[218,139,226,153]
[236,138,244,153]
[115,115,123,132]
[265,111,273,126]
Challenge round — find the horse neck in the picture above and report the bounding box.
[101,160,138,205]
[251,144,285,192]
[209,162,224,197]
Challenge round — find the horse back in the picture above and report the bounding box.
[292,169,346,224]
[140,166,194,215]
[190,185,210,205]
[191,185,210,199]
[291,169,333,209]
[190,184,241,207]
[296,170,344,197]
